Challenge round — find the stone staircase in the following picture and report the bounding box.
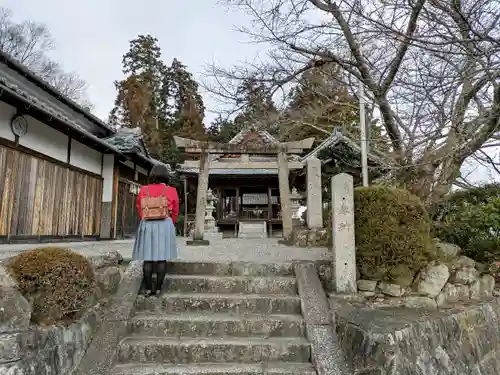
[110,262,316,375]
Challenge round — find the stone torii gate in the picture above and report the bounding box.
[174,135,314,245]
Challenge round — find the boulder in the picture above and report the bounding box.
[357,280,378,292]
[455,256,475,268]
[0,333,22,363]
[404,296,437,309]
[94,266,122,294]
[436,284,460,306]
[470,275,495,300]
[451,267,479,285]
[434,240,460,259]
[378,282,405,297]
[455,284,470,301]
[0,265,31,333]
[88,251,123,269]
[414,262,450,297]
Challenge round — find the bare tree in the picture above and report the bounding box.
[207,0,500,204]
[0,7,93,110]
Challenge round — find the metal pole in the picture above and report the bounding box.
[359,76,369,186]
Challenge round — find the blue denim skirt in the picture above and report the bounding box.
[132,217,178,261]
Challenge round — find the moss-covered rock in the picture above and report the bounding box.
[354,185,435,281]
[6,247,96,325]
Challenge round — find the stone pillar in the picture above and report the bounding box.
[99,154,115,239]
[307,157,323,229]
[190,151,210,245]
[278,149,293,240]
[331,173,356,293]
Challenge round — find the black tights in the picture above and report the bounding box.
[143,261,168,293]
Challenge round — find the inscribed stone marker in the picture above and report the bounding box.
[331,173,356,293]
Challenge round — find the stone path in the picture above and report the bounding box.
[0,238,331,263]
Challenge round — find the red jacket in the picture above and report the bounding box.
[136,184,180,223]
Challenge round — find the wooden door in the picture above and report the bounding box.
[115,180,140,238]
[0,145,103,240]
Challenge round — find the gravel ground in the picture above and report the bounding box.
[0,237,331,263]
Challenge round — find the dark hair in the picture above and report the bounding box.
[149,164,171,185]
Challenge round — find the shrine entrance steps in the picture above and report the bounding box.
[237,221,268,239]
[110,261,316,375]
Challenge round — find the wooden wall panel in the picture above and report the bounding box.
[115,180,140,238]
[0,145,103,238]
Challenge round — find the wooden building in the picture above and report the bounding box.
[178,126,389,239]
[178,127,311,237]
[0,51,165,243]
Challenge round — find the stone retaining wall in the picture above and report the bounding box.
[355,242,495,310]
[333,299,500,374]
[0,250,123,375]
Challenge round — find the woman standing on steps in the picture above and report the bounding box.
[132,163,179,297]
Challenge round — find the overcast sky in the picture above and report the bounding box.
[1,0,497,184]
[1,0,259,123]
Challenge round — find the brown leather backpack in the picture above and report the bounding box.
[140,185,169,220]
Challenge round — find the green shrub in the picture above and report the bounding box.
[353,185,435,281]
[435,197,500,262]
[7,247,96,325]
[431,183,500,221]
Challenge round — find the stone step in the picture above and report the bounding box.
[202,232,223,240]
[166,262,295,277]
[238,233,268,239]
[164,275,297,295]
[111,362,317,375]
[117,337,311,364]
[134,293,302,315]
[128,312,305,338]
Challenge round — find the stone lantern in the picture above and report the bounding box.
[204,188,222,240]
[290,187,304,226]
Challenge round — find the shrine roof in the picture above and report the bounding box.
[301,128,390,166]
[180,168,278,175]
[228,126,278,145]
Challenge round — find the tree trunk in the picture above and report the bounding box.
[397,157,462,207]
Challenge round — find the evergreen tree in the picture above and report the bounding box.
[233,77,279,136]
[108,35,167,157]
[163,58,206,141]
[207,115,238,143]
[282,62,388,151]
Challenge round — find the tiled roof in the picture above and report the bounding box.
[0,52,113,135]
[228,126,278,145]
[104,127,148,155]
[0,50,173,171]
[104,127,174,173]
[180,168,278,175]
[301,128,390,166]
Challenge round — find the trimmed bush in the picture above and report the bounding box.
[354,185,435,281]
[7,247,96,325]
